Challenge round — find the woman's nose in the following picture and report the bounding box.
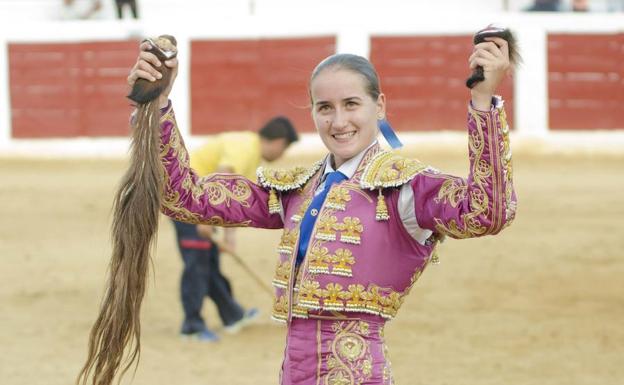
[331,110,348,129]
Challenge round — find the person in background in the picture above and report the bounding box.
[115,0,138,19]
[525,0,562,11]
[572,0,590,11]
[173,117,299,341]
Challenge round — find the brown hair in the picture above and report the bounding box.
[309,53,381,101]
[76,100,163,385]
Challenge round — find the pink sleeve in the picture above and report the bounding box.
[158,105,283,229]
[411,99,517,239]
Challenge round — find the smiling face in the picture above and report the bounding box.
[310,67,385,169]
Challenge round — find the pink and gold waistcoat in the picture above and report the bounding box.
[258,146,437,323]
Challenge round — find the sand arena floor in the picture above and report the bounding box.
[1,147,622,385]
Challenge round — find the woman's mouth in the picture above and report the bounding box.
[332,131,356,140]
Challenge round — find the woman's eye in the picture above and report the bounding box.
[318,105,330,112]
[346,101,358,108]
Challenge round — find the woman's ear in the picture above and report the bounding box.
[376,93,386,119]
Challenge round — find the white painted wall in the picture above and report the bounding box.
[0,6,622,155]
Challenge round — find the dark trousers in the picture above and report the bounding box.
[173,221,244,332]
[115,0,138,19]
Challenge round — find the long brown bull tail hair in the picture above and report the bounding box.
[77,35,177,385]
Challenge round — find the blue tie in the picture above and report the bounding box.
[296,171,348,265]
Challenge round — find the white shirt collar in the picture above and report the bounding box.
[322,140,378,180]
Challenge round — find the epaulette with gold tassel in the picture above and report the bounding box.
[257,161,323,215]
[375,188,390,221]
[360,151,430,222]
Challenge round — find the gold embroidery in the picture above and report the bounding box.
[292,303,310,319]
[499,108,516,227]
[331,249,355,277]
[306,246,356,278]
[365,286,383,315]
[316,215,339,241]
[375,189,389,221]
[160,119,255,226]
[270,293,288,323]
[326,187,351,211]
[182,174,206,201]
[299,280,323,309]
[433,110,491,239]
[290,282,309,319]
[342,284,368,310]
[291,197,312,223]
[322,283,345,311]
[257,161,323,191]
[201,215,251,227]
[324,321,373,385]
[162,184,253,227]
[294,281,410,320]
[272,260,291,289]
[203,178,252,208]
[340,183,374,203]
[360,151,428,190]
[381,327,394,385]
[268,189,280,214]
[434,177,468,208]
[277,228,298,254]
[309,246,332,274]
[337,217,363,245]
[380,292,402,318]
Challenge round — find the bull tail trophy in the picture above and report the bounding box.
[77,35,177,385]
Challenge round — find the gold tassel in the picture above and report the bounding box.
[268,189,281,214]
[430,247,440,265]
[375,188,389,221]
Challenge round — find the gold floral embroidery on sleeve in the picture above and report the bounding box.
[434,177,468,208]
[433,109,496,239]
[202,216,251,227]
[499,108,517,227]
[159,115,254,222]
[201,177,252,207]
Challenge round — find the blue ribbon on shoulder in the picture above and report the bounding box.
[378,119,403,149]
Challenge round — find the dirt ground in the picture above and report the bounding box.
[1,146,623,385]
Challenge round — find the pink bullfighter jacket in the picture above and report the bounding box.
[158,97,516,324]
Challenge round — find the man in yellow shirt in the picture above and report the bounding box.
[173,116,298,341]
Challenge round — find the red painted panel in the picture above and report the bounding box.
[370,35,515,131]
[9,41,139,138]
[190,37,336,134]
[549,33,624,130]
